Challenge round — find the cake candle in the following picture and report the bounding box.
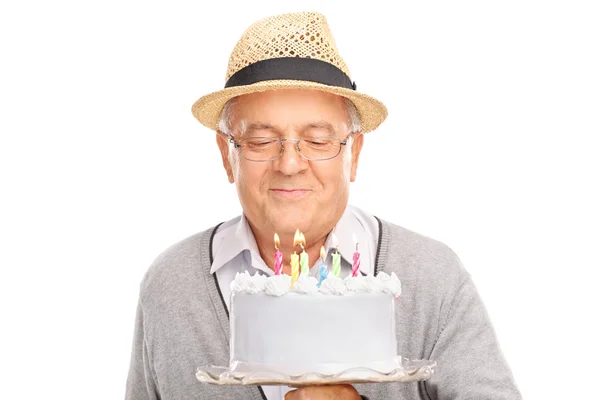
[318,246,327,287]
[290,251,299,285]
[351,233,360,277]
[291,229,302,285]
[331,233,341,278]
[274,233,283,275]
[300,246,309,276]
[295,230,309,277]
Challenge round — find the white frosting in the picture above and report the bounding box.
[230,270,401,298]
[230,271,251,293]
[230,271,267,294]
[229,269,402,377]
[264,275,292,296]
[292,275,319,294]
[379,272,402,298]
[230,292,399,376]
[344,274,369,292]
[319,273,347,295]
[364,274,387,292]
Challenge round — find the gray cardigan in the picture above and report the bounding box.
[125,218,521,399]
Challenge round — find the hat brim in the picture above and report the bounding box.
[191,80,388,133]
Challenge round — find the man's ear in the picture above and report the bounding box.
[350,133,364,182]
[216,131,235,183]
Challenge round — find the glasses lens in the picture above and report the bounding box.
[240,137,280,161]
[237,137,343,161]
[298,137,341,160]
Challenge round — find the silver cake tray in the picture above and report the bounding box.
[196,357,437,386]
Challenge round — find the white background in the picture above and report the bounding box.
[1,1,598,399]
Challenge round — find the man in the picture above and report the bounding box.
[125,11,521,400]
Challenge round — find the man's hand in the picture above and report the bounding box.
[284,384,361,400]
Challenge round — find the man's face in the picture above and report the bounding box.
[216,89,364,238]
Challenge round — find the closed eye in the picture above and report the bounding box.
[244,138,279,148]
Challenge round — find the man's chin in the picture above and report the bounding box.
[266,215,314,236]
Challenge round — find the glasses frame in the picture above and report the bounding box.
[227,134,352,162]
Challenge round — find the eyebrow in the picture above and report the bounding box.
[242,121,337,137]
[243,122,281,136]
[300,121,336,136]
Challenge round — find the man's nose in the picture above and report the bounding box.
[273,140,308,175]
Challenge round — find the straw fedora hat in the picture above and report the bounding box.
[191,11,388,133]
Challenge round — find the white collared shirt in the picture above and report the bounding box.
[211,205,378,400]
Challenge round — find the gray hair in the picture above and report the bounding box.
[217,95,361,136]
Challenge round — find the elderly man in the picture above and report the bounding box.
[125,11,521,400]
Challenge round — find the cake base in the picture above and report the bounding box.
[229,359,401,376]
[196,357,437,386]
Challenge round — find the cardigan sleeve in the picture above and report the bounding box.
[125,297,161,400]
[424,276,522,400]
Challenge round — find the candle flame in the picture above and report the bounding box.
[320,246,326,260]
[293,229,305,248]
[274,233,280,249]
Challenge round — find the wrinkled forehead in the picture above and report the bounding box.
[229,89,350,136]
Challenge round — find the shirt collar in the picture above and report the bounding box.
[323,208,372,275]
[210,206,372,275]
[210,214,271,274]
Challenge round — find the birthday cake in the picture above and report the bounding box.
[229,271,402,376]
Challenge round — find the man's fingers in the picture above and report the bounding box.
[283,388,298,400]
[283,384,360,400]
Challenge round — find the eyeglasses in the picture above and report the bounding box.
[228,135,351,162]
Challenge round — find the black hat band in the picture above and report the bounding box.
[224,57,357,90]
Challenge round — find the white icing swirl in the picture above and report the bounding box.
[230,271,267,294]
[379,272,402,298]
[292,275,319,294]
[230,271,250,293]
[363,273,387,292]
[319,273,347,295]
[264,274,292,296]
[344,274,369,292]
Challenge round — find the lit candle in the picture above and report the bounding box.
[290,251,299,285]
[351,233,360,277]
[297,232,309,277]
[291,229,302,285]
[331,233,341,278]
[274,233,283,275]
[318,246,327,287]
